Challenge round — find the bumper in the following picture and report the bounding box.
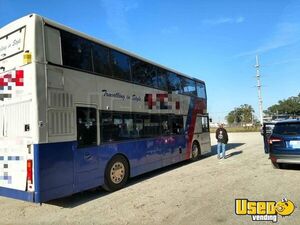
[0,187,36,202]
[270,154,300,164]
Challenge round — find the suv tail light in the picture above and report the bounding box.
[269,137,283,144]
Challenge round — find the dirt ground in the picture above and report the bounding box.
[1,132,300,225]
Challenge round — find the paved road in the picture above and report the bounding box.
[1,132,300,225]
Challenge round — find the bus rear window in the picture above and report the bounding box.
[0,27,25,61]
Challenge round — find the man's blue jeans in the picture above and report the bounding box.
[217,142,226,158]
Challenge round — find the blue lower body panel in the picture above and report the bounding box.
[1,135,187,203]
[36,142,75,202]
[0,186,35,202]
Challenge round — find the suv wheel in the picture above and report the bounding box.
[271,162,282,169]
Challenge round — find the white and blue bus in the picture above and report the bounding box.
[0,14,211,203]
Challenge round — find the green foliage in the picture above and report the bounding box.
[226,111,235,124]
[264,93,300,116]
[226,104,255,125]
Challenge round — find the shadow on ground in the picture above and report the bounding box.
[204,143,245,158]
[45,143,245,208]
[280,164,300,171]
[46,160,190,208]
[225,150,243,159]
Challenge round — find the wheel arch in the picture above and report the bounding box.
[192,139,201,155]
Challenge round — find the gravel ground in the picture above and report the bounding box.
[1,132,300,225]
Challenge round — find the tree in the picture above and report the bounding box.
[226,111,235,124]
[226,104,255,125]
[240,104,255,123]
[264,93,300,116]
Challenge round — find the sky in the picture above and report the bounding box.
[0,0,299,122]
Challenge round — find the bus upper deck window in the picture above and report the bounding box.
[61,31,92,72]
[166,72,182,94]
[110,50,131,81]
[196,82,206,99]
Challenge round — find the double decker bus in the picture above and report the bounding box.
[0,14,211,203]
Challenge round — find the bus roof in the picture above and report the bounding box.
[33,14,205,84]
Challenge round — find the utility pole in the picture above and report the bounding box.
[255,55,263,124]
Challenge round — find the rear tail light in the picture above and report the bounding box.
[269,137,283,144]
[27,159,33,185]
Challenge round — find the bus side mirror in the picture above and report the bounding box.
[209,118,212,122]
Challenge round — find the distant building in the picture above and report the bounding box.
[210,122,219,128]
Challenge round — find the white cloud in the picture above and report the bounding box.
[236,0,300,57]
[161,26,179,35]
[264,58,300,67]
[202,16,245,25]
[236,17,245,23]
[236,22,300,57]
[124,2,139,12]
[100,0,138,38]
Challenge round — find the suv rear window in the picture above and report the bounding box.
[273,123,300,135]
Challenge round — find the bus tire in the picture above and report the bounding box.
[103,155,129,192]
[191,141,201,161]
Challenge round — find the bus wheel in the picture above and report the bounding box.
[191,141,200,161]
[103,155,129,192]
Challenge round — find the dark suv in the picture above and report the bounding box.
[269,119,300,168]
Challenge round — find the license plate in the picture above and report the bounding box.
[289,140,300,149]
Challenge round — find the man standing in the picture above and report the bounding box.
[215,123,228,159]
